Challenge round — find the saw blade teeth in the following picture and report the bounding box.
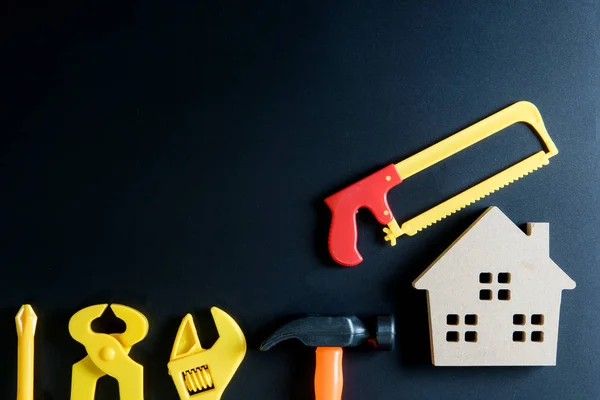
[412,161,544,234]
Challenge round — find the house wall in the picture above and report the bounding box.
[427,288,564,366]
[418,212,573,366]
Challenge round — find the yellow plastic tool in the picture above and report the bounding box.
[69,304,149,400]
[168,307,246,400]
[326,101,558,266]
[383,101,558,243]
[16,305,37,400]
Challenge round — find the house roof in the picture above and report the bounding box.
[413,206,576,290]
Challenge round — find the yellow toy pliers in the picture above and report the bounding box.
[69,304,149,400]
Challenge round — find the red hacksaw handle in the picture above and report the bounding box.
[324,164,402,266]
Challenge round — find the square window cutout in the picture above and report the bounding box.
[513,314,525,325]
[446,314,459,325]
[479,272,492,284]
[498,289,511,301]
[531,314,544,325]
[465,331,478,342]
[531,331,544,342]
[479,289,492,300]
[446,331,459,342]
[465,314,478,325]
[498,272,511,284]
[513,331,526,342]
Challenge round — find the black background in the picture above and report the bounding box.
[1,1,598,399]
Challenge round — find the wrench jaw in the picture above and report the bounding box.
[210,307,246,358]
[168,307,247,400]
[168,314,213,399]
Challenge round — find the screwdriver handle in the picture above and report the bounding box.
[16,305,37,400]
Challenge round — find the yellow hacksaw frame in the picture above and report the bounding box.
[383,101,558,245]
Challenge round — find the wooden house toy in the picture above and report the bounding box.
[413,207,575,366]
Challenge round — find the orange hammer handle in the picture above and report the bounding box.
[315,347,343,400]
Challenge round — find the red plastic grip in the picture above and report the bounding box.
[324,164,402,266]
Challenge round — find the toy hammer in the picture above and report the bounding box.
[260,315,394,400]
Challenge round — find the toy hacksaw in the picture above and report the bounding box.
[324,101,558,266]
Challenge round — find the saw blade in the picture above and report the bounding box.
[395,150,550,237]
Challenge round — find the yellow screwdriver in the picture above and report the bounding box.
[16,305,37,400]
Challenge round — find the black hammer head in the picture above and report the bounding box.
[260,315,394,351]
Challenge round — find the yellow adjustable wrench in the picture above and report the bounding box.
[168,307,247,400]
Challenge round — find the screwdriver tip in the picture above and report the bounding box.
[16,305,38,337]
